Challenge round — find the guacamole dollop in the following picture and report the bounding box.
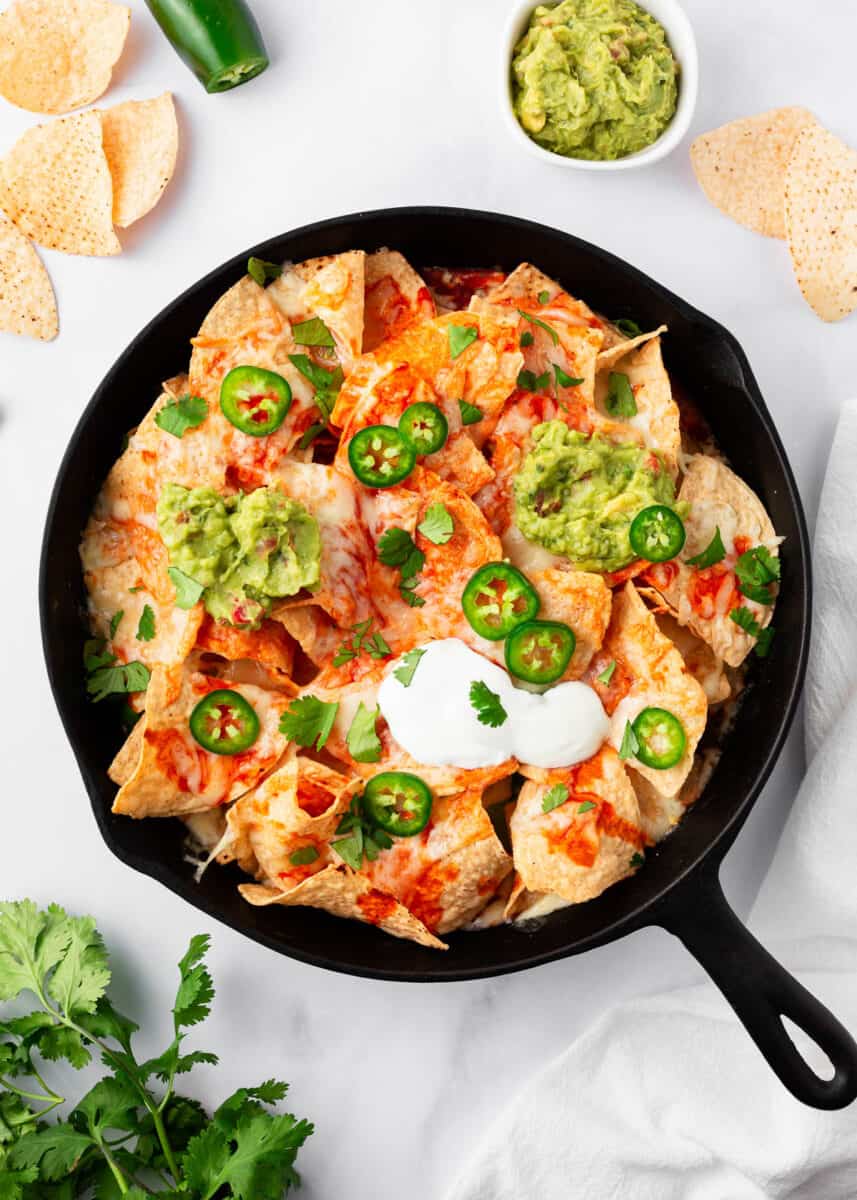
[157,483,321,629]
[513,422,675,571]
[511,0,679,161]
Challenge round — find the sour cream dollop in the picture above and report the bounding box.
[378,638,609,770]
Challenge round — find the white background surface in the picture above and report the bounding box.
[1,1,855,1196]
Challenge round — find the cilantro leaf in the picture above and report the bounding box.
[735,545,780,604]
[154,394,208,439]
[448,323,479,359]
[86,661,150,703]
[619,720,639,760]
[109,610,123,640]
[577,800,597,814]
[333,619,390,668]
[8,1126,94,1181]
[291,316,334,347]
[46,914,110,1020]
[168,566,204,610]
[346,703,382,763]
[606,372,637,418]
[631,851,646,868]
[686,527,726,568]
[517,368,550,393]
[288,354,343,422]
[596,660,616,685]
[418,502,454,545]
[247,256,282,286]
[518,309,558,345]
[469,680,507,728]
[331,829,363,871]
[615,317,642,336]
[537,290,550,304]
[541,784,568,813]
[135,605,155,643]
[730,607,776,657]
[393,648,425,687]
[289,846,319,867]
[278,696,338,750]
[458,398,483,425]
[377,526,415,566]
[519,330,534,348]
[298,421,326,451]
[553,364,583,388]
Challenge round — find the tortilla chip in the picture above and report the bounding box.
[594,335,681,476]
[0,111,120,255]
[784,123,857,322]
[0,0,129,115]
[272,604,340,667]
[595,325,667,372]
[113,665,291,818]
[0,210,57,339]
[101,93,178,228]
[527,567,612,677]
[195,615,296,678]
[240,869,446,950]
[654,612,730,706]
[267,251,365,371]
[108,719,144,786]
[643,454,778,667]
[227,756,360,880]
[363,249,435,352]
[510,747,643,904]
[597,582,709,798]
[690,107,818,239]
[627,772,686,843]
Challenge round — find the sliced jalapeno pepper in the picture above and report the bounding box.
[144,0,269,94]
[348,425,416,488]
[398,401,448,457]
[629,505,686,562]
[505,619,576,684]
[189,688,260,755]
[220,365,292,436]
[363,771,433,837]
[462,562,540,641]
[632,707,686,770]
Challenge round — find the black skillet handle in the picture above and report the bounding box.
[656,862,857,1110]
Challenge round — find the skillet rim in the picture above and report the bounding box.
[39,205,811,982]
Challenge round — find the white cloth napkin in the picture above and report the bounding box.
[447,403,857,1200]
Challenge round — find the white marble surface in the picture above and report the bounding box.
[1,1,854,1195]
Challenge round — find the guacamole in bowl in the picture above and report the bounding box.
[510,0,680,161]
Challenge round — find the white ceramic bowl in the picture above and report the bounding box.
[501,0,698,170]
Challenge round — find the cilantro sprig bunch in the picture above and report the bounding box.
[0,902,312,1199]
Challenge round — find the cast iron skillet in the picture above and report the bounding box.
[40,207,857,1110]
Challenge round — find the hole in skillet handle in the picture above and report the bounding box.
[654,859,857,1110]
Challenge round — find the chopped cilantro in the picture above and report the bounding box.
[393,647,425,687]
[333,619,391,667]
[631,851,646,868]
[448,323,479,359]
[154,393,208,439]
[136,604,156,642]
[615,317,642,336]
[553,363,584,388]
[278,695,338,750]
[735,545,780,605]
[418,502,454,545]
[686,527,727,568]
[291,316,335,347]
[537,290,550,304]
[619,720,639,760]
[730,606,776,657]
[469,680,507,728]
[541,784,568,813]
[606,372,637,418]
[86,657,151,704]
[346,702,382,763]
[458,398,483,425]
[289,845,319,867]
[596,660,616,685]
[577,800,597,814]
[109,610,123,639]
[517,368,550,393]
[298,421,326,450]
[519,330,534,348]
[377,527,425,606]
[247,255,282,286]
[518,309,558,345]
[168,566,204,610]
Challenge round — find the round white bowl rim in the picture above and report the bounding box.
[500,0,699,171]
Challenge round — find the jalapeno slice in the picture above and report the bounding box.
[189,688,260,755]
[363,771,433,837]
[398,401,448,456]
[504,619,576,684]
[629,505,686,562]
[220,366,292,437]
[462,562,540,641]
[348,425,416,488]
[631,707,686,770]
